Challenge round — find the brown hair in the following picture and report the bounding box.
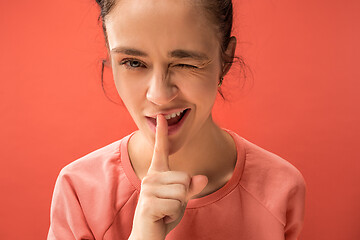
[95,0,248,100]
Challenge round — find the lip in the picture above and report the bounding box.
[146,108,191,135]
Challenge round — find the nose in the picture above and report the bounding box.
[146,70,178,106]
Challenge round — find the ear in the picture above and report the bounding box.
[222,36,237,77]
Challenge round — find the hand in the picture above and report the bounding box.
[129,115,208,240]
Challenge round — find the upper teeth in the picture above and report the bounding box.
[164,110,185,120]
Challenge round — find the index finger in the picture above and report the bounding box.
[148,114,169,173]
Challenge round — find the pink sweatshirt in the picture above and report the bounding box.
[48,130,306,240]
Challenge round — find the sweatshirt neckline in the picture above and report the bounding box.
[120,129,246,209]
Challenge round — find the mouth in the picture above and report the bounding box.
[146,108,191,135]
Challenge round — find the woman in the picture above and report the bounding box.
[48,0,306,239]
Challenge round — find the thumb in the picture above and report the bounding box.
[187,175,208,200]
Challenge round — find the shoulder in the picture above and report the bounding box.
[237,135,306,226]
[49,134,138,237]
[59,138,123,180]
[240,137,305,187]
[55,134,136,208]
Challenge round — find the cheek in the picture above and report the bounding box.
[112,69,146,113]
[113,67,145,94]
[178,70,219,107]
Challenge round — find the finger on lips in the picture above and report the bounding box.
[141,114,208,227]
[148,114,170,173]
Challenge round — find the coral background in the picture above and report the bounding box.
[0,0,359,239]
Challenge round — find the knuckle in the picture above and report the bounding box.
[141,176,150,185]
[138,196,155,214]
[139,189,154,203]
[175,184,187,195]
[141,174,157,185]
[179,172,191,185]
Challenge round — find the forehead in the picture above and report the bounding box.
[104,0,219,55]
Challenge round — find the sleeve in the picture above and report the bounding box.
[47,170,95,240]
[284,172,307,240]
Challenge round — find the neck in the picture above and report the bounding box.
[168,117,234,177]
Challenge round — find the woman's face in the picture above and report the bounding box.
[105,0,225,153]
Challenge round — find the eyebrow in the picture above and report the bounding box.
[110,47,147,57]
[110,47,209,61]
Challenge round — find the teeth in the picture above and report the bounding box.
[164,110,185,120]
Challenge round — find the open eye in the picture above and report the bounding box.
[120,59,146,70]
